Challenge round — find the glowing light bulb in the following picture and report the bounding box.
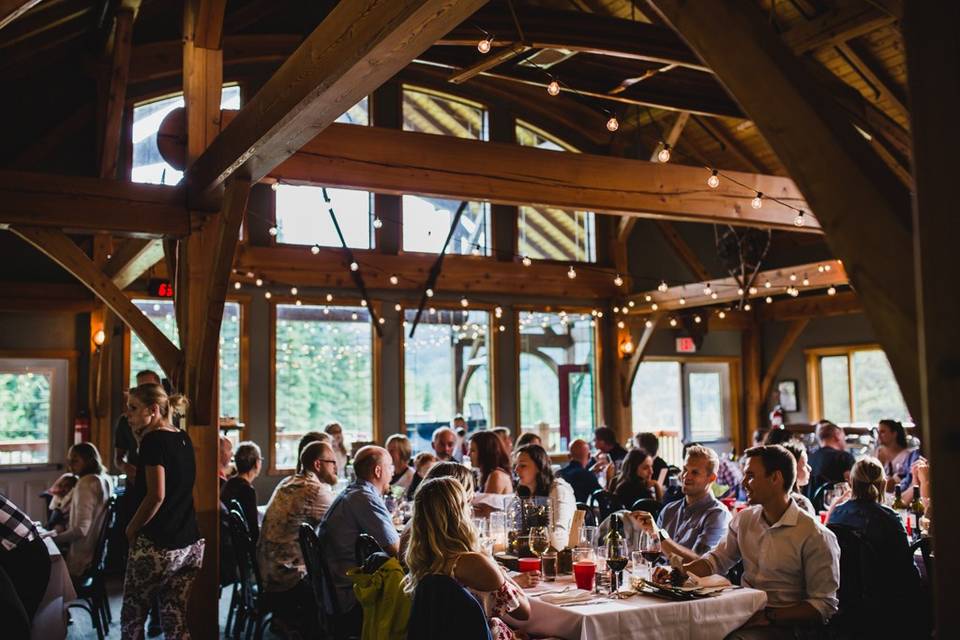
[751,193,763,209]
[372,217,383,229]
[765,280,773,288]
[268,226,278,236]
[295,299,302,306]
[703,284,713,296]
[707,170,720,189]
[597,311,604,318]
[802,276,810,286]
[694,315,702,323]
[470,247,480,256]
[326,294,333,302]
[651,303,658,311]
[737,288,744,296]
[389,275,399,285]
[789,273,797,282]
[567,266,577,279]
[824,264,832,272]
[310,244,321,255]
[233,281,241,290]
[270,182,279,191]
[827,286,837,296]
[547,80,560,96]
[361,299,367,307]
[290,287,298,295]
[255,278,263,287]
[617,321,625,329]
[614,274,624,287]
[522,256,532,267]
[628,301,635,307]
[793,211,806,227]
[477,36,493,53]
[817,265,825,273]
[711,292,719,300]
[657,144,671,163]
[621,340,634,354]
[679,297,686,305]
[669,318,678,327]
[749,286,758,295]
[378,317,385,325]
[264,291,272,299]
[429,307,436,315]
[394,304,401,312]
[744,303,752,311]
[495,306,502,317]
[644,295,652,302]
[460,297,469,307]
[426,288,434,298]
[349,261,359,271]
[606,116,619,132]
[718,310,726,319]
[765,296,773,303]
[613,306,620,314]
[645,319,654,329]
[658,281,669,293]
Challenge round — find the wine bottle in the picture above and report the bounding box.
[910,485,925,540]
[891,485,908,527]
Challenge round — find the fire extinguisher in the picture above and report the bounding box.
[74,410,90,445]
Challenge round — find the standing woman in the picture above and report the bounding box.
[325,422,350,475]
[514,444,576,550]
[469,431,513,494]
[51,443,112,580]
[121,384,203,639]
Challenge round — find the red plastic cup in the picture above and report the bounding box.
[735,503,748,513]
[518,557,541,573]
[573,561,597,591]
[819,511,828,525]
[721,497,736,510]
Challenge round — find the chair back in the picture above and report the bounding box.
[827,523,888,634]
[226,508,260,609]
[407,574,492,640]
[811,482,834,513]
[587,489,617,523]
[355,533,383,567]
[299,523,342,620]
[630,498,662,520]
[575,502,597,527]
[89,496,117,576]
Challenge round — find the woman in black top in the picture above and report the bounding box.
[221,441,262,541]
[612,448,663,510]
[121,383,204,639]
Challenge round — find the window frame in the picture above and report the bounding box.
[0,350,77,470]
[804,343,909,426]
[268,295,381,475]
[401,84,489,141]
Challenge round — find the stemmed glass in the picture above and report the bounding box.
[528,525,550,559]
[606,538,629,597]
[638,531,662,580]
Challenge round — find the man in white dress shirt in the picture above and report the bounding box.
[658,444,840,638]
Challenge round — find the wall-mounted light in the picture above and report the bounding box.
[620,339,635,356]
[93,329,106,348]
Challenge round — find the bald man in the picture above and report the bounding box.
[318,446,400,633]
[558,439,603,503]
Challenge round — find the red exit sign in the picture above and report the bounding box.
[148,279,174,298]
[676,337,697,353]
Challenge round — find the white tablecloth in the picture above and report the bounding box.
[32,537,76,640]
[507,575,766,640]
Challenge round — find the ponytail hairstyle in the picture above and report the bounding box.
[129,383,190,426]
[878,419,908,449]
[850,456,885,503]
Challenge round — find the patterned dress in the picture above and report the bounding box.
[257,472,334,592]
[453,555,523,640]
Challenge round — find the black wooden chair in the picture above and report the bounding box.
[355,533,382,567]
[576,502,597,527]
[407,574,492,640]
[225,508,274,640]
[811,482,834,513]
[587,489,618,523]
[299,523,360,640]
[68,496,116,640]
[630,498,662,521]
[221,499,244,637]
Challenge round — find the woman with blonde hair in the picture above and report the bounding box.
[404,477,531,640]
[121,384,203,639]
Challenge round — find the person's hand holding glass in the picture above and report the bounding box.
[606,538,629,597]
[638,529,662,581]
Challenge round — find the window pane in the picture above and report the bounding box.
[132,85,240,185]
[130,299,180,381]
[219,302,241,419]
[516,121,580,152]
[688,372,723,441]
[519,206,596,262]
[274,305,373,469]
[851,349,911,425]
[336,97,369,125]
[275,184,373,249]
[519,312,596,452]
[403,86,487,140]
[820,355,851,424]
[403,309,491,452]
[0,370,51,465]
[631,361,682,432]
[402,196,489,255]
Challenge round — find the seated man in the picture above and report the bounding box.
[807,421,855,498]
[593,426,627,466]
[631,445,730,562]
[658,445,840,638]
[558,439,602,503]
[318,446,400,633]
[0,492,52,639]
[431,426,458,462]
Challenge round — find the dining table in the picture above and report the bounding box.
[32,537,77,640]
[506,573,767,640]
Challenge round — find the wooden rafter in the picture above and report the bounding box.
[0,170,189,237]
[646,0,919,417]
[98,2,138,179]
[189,0,227,50]
[0,0,42,31]
[7,226,182,378]
[759,318,810,402]
[627,260,847,311]
[780,0,896,54]
[186,0,488,203]
[834,41,908,122]
[654,221,710,281]
[448,43,531,84]
[103,238,165,289]
[758,290,860,321]
[693,115,768,172]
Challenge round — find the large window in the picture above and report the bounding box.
[130,299,179,381]
[275,185,374,249]
[273,304,373,470]
[519,312,597,452]
[515,122,596,263]
[403,86,487,140]
[402,196,490,256]
[132,85,241,185]
[631,359,734,444]
[403,308,491,452]
[0,359,69,466]
[808,345,911,426]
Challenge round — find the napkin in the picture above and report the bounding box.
[688,574,732,588]
[540,589,595,605]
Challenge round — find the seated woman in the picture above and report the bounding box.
[470,431,513,495]
[400,461,476,558]
[386,434,415,490]
[513,431,541,452]
[325,421,350,476]
[50,443,112,581]
[405,451,438,501]
[221,441,262,542]
[610,448,662,511]
[781,441,816,514]
[404,477,531,640]
[514,444,576,550]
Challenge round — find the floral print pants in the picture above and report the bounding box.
[121,535,205,639]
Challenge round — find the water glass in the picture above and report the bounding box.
[541,551,558,582]
[473,517,489,537]
[579,525,598,548]
[631,550,649,585]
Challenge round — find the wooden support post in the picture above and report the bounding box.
[742,321,762,443]
[104,239,165,289]
[90,234,113,462]
[759,318,809,403]
[610,315,661,443]
[904,2,960,631]
[98,4,138,179]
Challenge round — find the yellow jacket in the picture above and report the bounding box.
[348,557,411,640]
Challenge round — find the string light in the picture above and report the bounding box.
[707,169,720,189]
[718,310,726,319]
[326,293,333,302]
[628,301,635,308]
[644,295,652,302]
[614,274,624,287]
[744,303,752,311]
[389,275,399,285]
[651,303,659,311]
[766,296,773,303]
[494,306,503,318]
[657,143,672,163]
[749,286,758,295]
[361,299,368,307]
[567,266,577,279]
[678,297,686,305]
[268,226,279,236]
[547,79,560,96]
[794,210,806,227]
[621,339,634,354]
[789,273,797,282]
[711,292,719,299]
[246,272,254,278]
[310,244,321,255]
[426,288,434,298]
[378,317,385,325]
[290,287,298,295]
[694,315,702,323]
[460,297,469,307]
[645,319,653,329]
[270,182,279,191]
[429,307,436,314]
[349,261,359,271]
[751,192,763,209]
[765,280,772,288]
[737,288,744,296]
[477,35,493,53]
[499,325,505,332]
[802,276,810,286]
[233,282,241,290]
[255,278,263,287]
[606,115,619,132]
[522,256,532,267]
[295,299,302,306]
[394,304,402,312]
[372,218,383,229]
[658,281,669,293]
[703,283,713,296]
[617,320,625,329]
[264,291,272,299]
[669,318,678,327]
[827,286,837,296]
[613,306,620,314]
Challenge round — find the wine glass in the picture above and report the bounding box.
[528,525,550,558]
[606,538,629,597]
[638,531,662,577]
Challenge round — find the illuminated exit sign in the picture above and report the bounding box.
[676,337,697,353]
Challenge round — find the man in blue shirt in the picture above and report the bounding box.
[631,445,730,561]
[318,445,400,631]
[558,439,603,503]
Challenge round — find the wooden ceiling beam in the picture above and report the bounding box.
[7,226,182,378]
[263,121,818,233]
[0,171,189,237]
[758,289,860,321]
[834,41,908,122]
[780,0,896,54]
[627,259,848,310]
[234,245,625,299]
[646,0,919,417]
[98,3,137,179]
[0,0,42,31]
[103,238,165,289]
[185,0,488,204]
[189,0,227,50]
[448,42,531,84]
